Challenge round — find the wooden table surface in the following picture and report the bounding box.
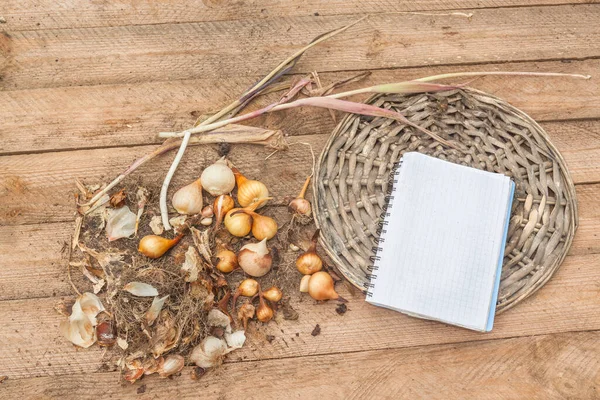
[1,1,600,398]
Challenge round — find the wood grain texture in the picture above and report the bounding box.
[1,5,599,90]
[0,182,598,302]
[0,247,599,379]
[1,330,599,399]
[2,0,597,31]
[1,58,599,155]
[2,124,600,225]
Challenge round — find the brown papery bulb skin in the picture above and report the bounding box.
[238,302,256,330]
[262,286,283,303]
[214,195,235,226]
[308,271,340,301]
[216,249,238,273]
[96,321,116,347]
[232,167,269,209]
[138,234,183,259]
[296,229,323,274]
[256,296,274,323]
[296,251,323,275]
[252,214,277,241]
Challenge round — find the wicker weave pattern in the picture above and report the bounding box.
[313,89,578,313]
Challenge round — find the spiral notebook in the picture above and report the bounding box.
[366,152,515,332]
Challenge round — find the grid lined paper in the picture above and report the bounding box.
[367,152,513,331]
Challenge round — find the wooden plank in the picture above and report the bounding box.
[1,5,599,91]
[3,0,596,31]
[0,249,599,379]
[2,124,600,226]
[1,58,599,155]
[0,182,598,302]
[2,331,600,400]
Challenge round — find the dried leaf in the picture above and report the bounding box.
[92,279,106,294]
[145,295,169,326]
[110,189,127,208]
[117,337,129,350]
[59,292,105,348]
[169,215,187,229]
[208,309,231,331]
[224,330,246,350]
[189,336,228,368]
[123,282,158,297]
[106,206,136,241]
[190,227,212,263]
[78,243,125,268]
[151,311,179,357]
[149,215,164,235]
[181,246,202,282]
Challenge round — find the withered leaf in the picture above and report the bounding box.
[109,189,127,208]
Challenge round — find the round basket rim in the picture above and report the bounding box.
[312,87,578,314]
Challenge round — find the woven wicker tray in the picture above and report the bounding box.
[313,88,578,313]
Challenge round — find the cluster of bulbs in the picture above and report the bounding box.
[136,156,341,321]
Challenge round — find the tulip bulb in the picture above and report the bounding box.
[216,248,238,273]
[262,286,282,303]
[288,175,312,217]
[296,229,323,275]
[172,179,203,215]
[201,205,214,218]
[201,158,236,196]
[237,239,273,277]
[233,206,278,241]
[256,294,274,323]
[224,208,252,237]
[232,167,269,209]
[232,278,259,312]
[307,271,340,301]
[214,195,235,227]
[138,234,183,259]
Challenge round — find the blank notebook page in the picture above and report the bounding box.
[367,152,513,331]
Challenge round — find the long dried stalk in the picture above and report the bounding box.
[159,71,591,148]
[84,125,286,207]
[159,17,367,229]
[327,71,591,98]
[158,82,463,144]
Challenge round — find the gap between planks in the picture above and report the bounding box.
[1,1,596,32]
[1,330,598,398]
[0,228,599,379]
[2,120,600,227]
[1,58,598,156]
[1,5,599,91]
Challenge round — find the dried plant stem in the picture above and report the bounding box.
[161,96,459,150]
[328,71,591,98]
[83,125,285,208]
[159,17,367,229]
[66,236,82,296]
[160,71,591,151]
[161,130,191,230]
